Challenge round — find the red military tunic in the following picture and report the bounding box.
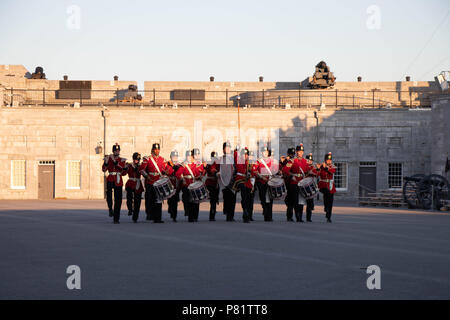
[306,164,319,178]
[102,155,127,187]
[139,155,173,186]
[175,161,205,188]
[123,162,144,193]
[205,160,219,187]
[318,164,337,194]
[283,156,309,185]
[235,157,257,190]
[255,157,277,185]
[166,160,182,190]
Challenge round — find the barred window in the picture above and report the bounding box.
[388,163,402,189]
[11,160,26,189]
[334,162,348,190]
[66,160,81,189]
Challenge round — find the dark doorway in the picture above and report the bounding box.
[359,162,376,197]
[38,162,55,200]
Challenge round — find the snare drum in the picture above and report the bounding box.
[297,177,318,199]
[267,177,287,200]
[188,181,209,203]
[153,176,176,201]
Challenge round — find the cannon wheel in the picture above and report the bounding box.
[403,174,426,209]
[418,174,449,210]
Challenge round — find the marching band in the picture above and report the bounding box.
[102,141,337,224]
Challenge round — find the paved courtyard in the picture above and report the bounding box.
[0,199,449,299]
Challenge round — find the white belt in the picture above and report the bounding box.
[320,179,334,190]
[148,172,160,176]
[237,173,246,177]
[109,172,121,184]
[129,177,142,190]
[183,175,193,179]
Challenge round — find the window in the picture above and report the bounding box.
[66,160,81,189]
[334,162,348,190]
[11,160,26,189]
[388,163,402,189]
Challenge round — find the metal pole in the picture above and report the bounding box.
[189,89,192,108]
[43,88,45,106]
[335,89,338,107]
[372,90,375,108]
[409,92,412,108]
[10,88,13,106]
[153,89,156,107]
[262,89,265,107]
[226,89,228,108]
[80,88,82,106]
[298,89,301,107]
[116,89,119,107]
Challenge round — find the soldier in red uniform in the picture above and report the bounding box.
[318,152,336,223]
[281,148,296,221]
[166,150,181,222]
[123,152,144,223]
[176,148,205,222]
[305,153,319,222]
[139,143,173,223]
[217,141,237,222]
[283,144,310,222]
[102,143,127,224]
[255,146,278,222]
[233,148,257,223]
[205,151,219,221]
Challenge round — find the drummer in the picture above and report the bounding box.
[305,153,319,222]
[175,148,206,222]
[282,144,309,222]
[233,148,257,223]
[255,146,277,222]
[167,150,182,222]
[139,143,173,223]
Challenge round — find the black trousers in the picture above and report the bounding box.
[145,184,163,222]
[182,187,200,222]
[106,181,122,222]
[126,187,142,221]
[168,190,180,220]
[288,184,305,221]
[320,188,334,219]
[207,185,219,220]
[306,198,314,221]
[222,188,237,221]
[256,182,273,221]
[238,184,253,222]
[285,183,295,220]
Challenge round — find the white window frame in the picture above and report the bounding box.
[10,160,26,190]
[66,160,81,190]
[334,162,348,191]
[388,162,403,190]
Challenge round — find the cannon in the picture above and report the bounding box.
[403,174,449,210]
[30,66,46,79]
[306,61,336,89]
[118,84,142,103]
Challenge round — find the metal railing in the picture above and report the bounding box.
[1,88,437,108]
